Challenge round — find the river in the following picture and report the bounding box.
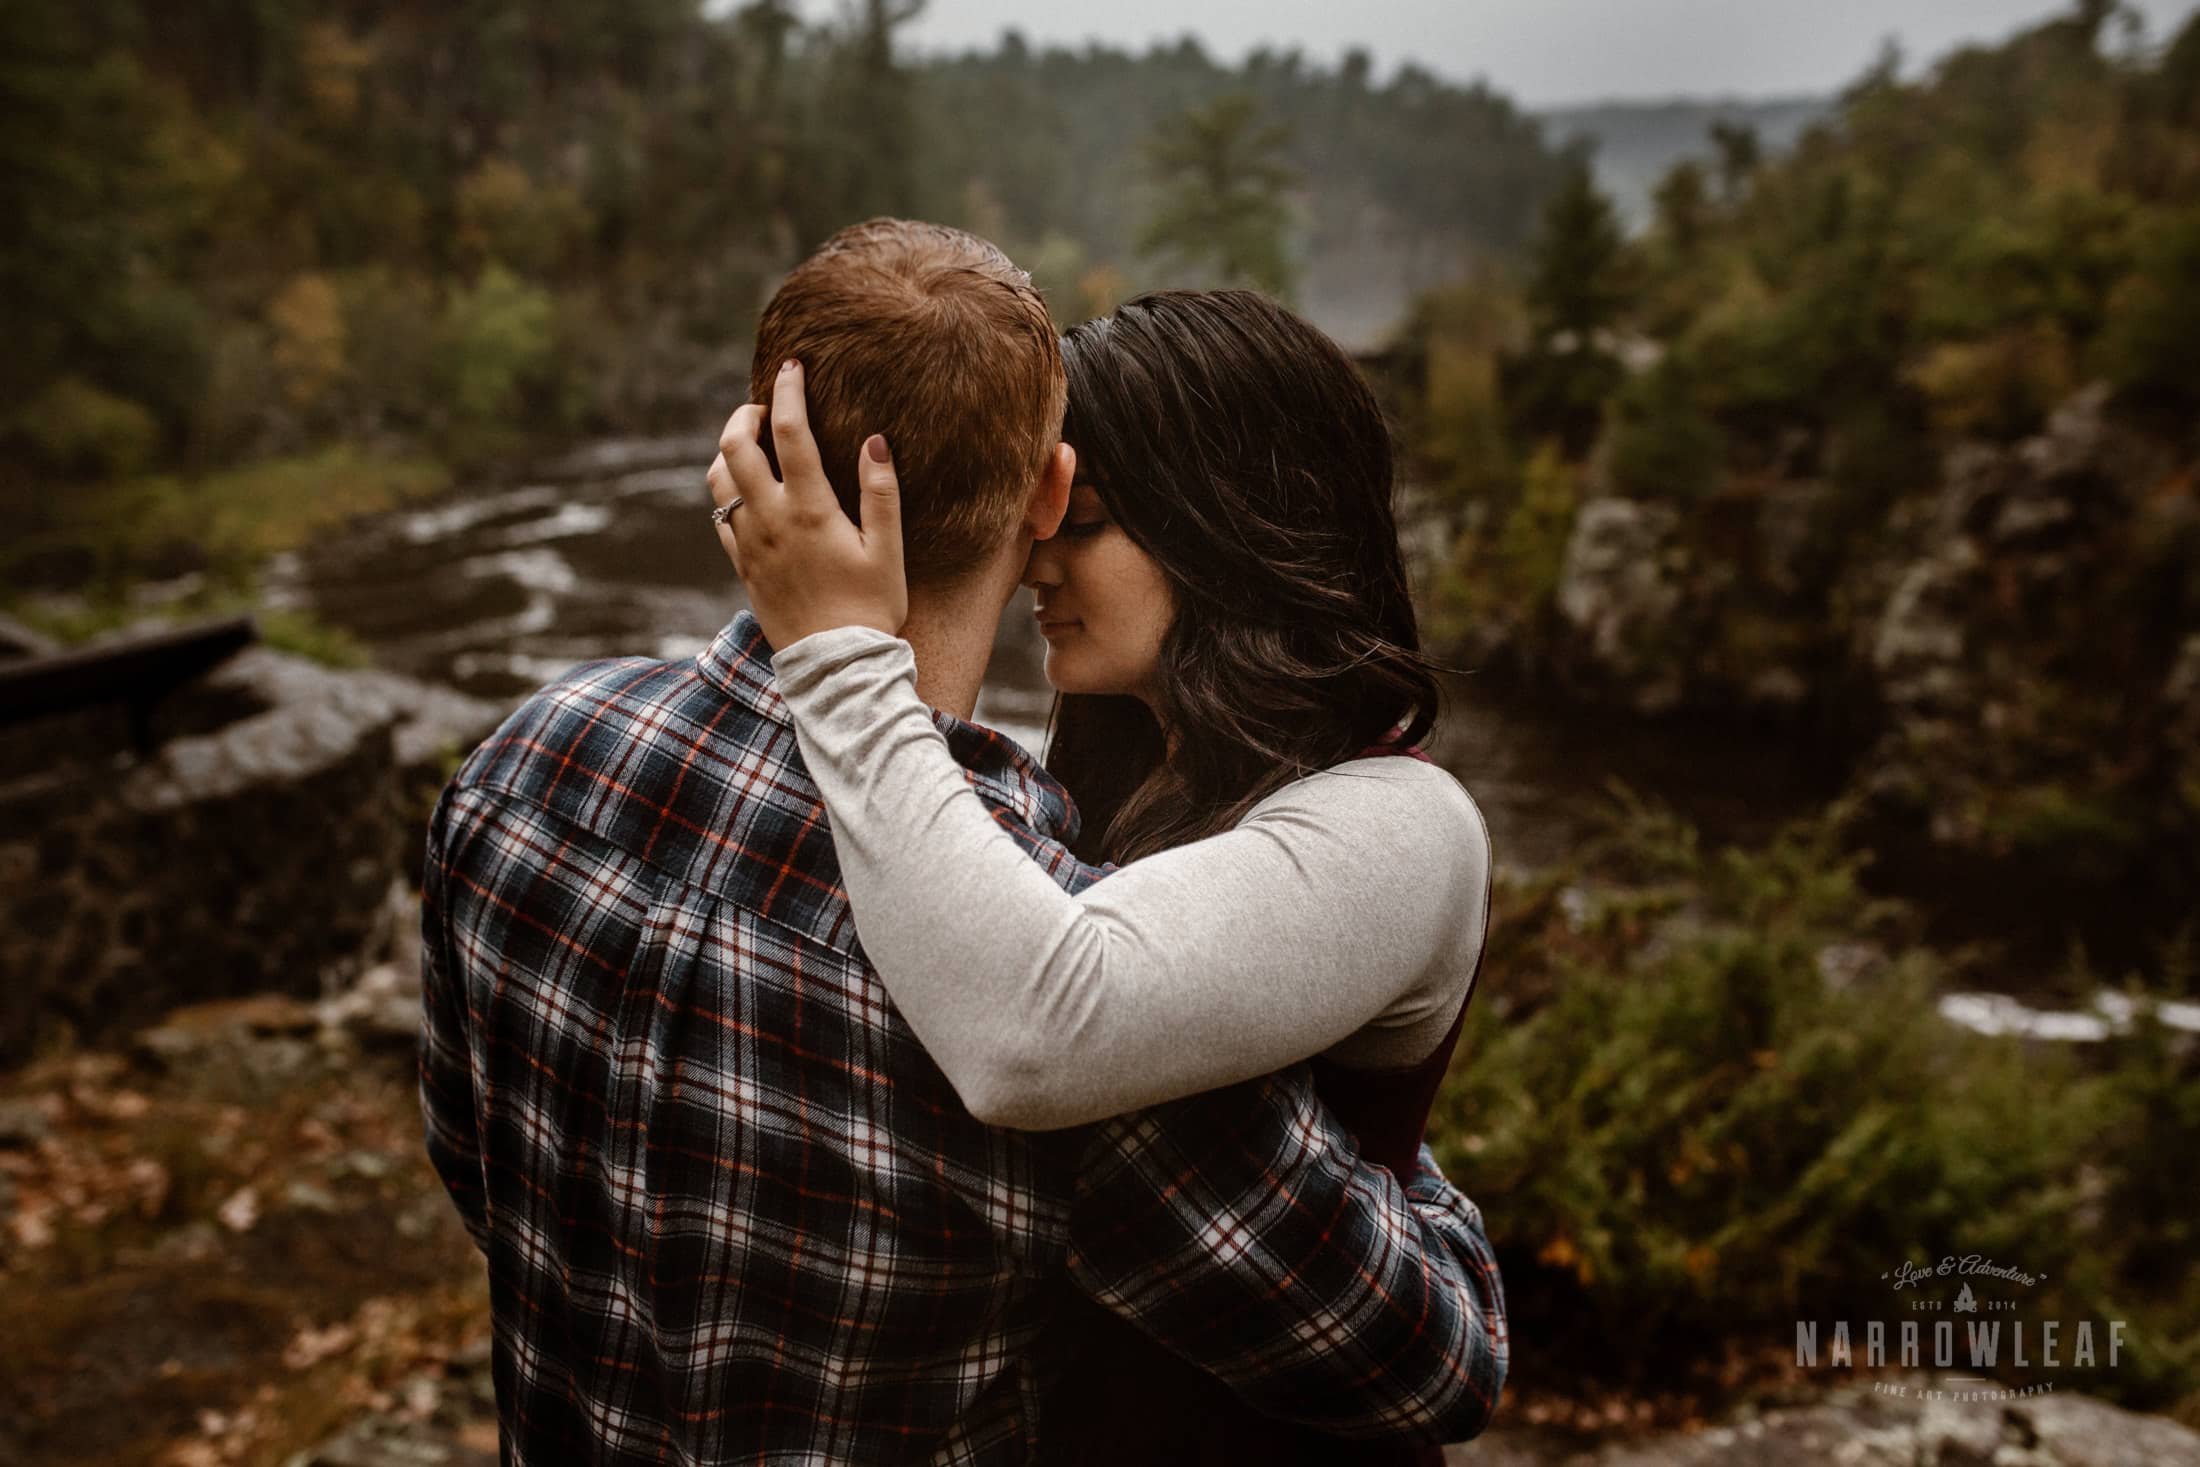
[263,435,1841,866]
[261,437,2195,1042]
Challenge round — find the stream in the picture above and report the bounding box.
[261,436,2197,1043]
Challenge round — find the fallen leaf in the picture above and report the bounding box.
[217,1186,260,1233]
[283,1321,359,1371]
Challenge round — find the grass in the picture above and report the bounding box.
[0,1033,488,1467]
[3,444,449,667]
[10,446,448,577]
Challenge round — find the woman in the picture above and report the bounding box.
[713,290,1493,1463]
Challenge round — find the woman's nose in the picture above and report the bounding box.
[1021,538,1063,591]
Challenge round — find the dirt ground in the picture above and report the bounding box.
[0,970,493,1467]
[0,957,1659,1467]
[8,945,2095,1467]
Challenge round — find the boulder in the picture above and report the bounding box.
[1755,480,1838,599]
[1555,498,1692,715]
[0,612,61,660]
[1448,1374,2200,1465]
[0,631,502,1068]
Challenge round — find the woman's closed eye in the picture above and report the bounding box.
[1061,485,1111,539]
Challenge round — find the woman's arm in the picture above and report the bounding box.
[773,625,1489,1130]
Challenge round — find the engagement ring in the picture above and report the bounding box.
[711,497,743,526]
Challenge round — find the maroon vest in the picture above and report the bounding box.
[1038,747,1494,1466]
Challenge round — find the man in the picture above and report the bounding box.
[420,217,1506,1464]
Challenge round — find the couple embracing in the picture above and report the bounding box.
[420,218,1506,1464]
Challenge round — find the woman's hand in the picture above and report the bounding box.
[708,358,907,647]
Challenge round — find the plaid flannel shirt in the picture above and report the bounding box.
[420,610,1507,1465]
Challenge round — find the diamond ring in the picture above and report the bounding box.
[710,497,744,526]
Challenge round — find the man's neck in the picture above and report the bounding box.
[901,586,1006,722]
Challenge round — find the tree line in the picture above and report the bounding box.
[0,0,1570,499]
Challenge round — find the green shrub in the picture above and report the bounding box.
[2093,206,2200,416]
[2,590,364,670]
[1907,322,2077,440]
[335,268,440,434]
[8,377,161,479]
[1603,362,1725,502]
[436,265,557,455]
[255,607,368,668]
[1493,441,1578,607]
[3,448,449,596]
[1430,787,2200,1415]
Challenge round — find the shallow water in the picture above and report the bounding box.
[264,437,2160,1037]
[267,437,1837,870]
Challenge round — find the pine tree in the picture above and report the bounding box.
[1137,93,1300,297]
[1526,153,1628,348]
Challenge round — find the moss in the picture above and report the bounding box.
[1979,781,2148,873]
[2,445,445,668]
[4,446,449,595]
[3,590,369,670]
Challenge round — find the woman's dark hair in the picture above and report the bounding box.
[1046,289,1440,864]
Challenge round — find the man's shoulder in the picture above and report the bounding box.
[925,714,1107,896]
[452,651,722,797]
[442,649,834,893]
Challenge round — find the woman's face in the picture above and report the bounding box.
[1021,480,1175,703]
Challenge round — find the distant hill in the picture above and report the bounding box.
[1534,96,1835,230]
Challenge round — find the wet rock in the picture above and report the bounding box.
[1756,481,1838,598]
[2165,633,2200,723]
[0,1096,53,1147]
[132,994,323,1071]
[316,963,422,1053]
[1555,498,1692,715]
[1814,941,1887,993]
[1990,491,2077,547]
[282,1181,342,1214]
[174,650,505,789]
[292,1414,495,1467]
[531,433,717,483]
[1869,542,1979,695]
[331,1149,394,1182]
[2018,382,2134,493]
[0,612,61,660]
[1445,1374,2200,1465]
[1744,666,1810,711]
[1,630,498,1069]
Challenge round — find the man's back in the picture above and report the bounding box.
[421,612,1507,1464]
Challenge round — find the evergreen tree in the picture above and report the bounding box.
[1653,159,1710,258]
[1526,153,1629,347]
[1709,119,1762,201]
[1136,93,1300,297]
[1505,153,1631,455]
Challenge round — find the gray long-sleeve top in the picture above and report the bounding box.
[771,625,1493,1131]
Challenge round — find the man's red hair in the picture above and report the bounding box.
[751,219,1066,586]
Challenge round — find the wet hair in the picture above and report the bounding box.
[751,218,1064,586]
[1045,289,1439,863]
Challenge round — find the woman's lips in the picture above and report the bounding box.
[1036,617,1080,638]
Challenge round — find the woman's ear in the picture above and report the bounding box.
[1026,441,1074,539]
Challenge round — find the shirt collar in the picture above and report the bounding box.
[696,610,1082,847]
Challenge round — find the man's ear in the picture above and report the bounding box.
[1025,441,1074,540]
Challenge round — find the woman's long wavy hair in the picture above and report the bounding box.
[1046,289,1440,864]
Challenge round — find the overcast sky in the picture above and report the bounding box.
[827,0,2198,107]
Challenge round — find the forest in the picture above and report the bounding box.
[1404,3,2200,1421]
[3,0,2199,1455]
[0,0,1569,506]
